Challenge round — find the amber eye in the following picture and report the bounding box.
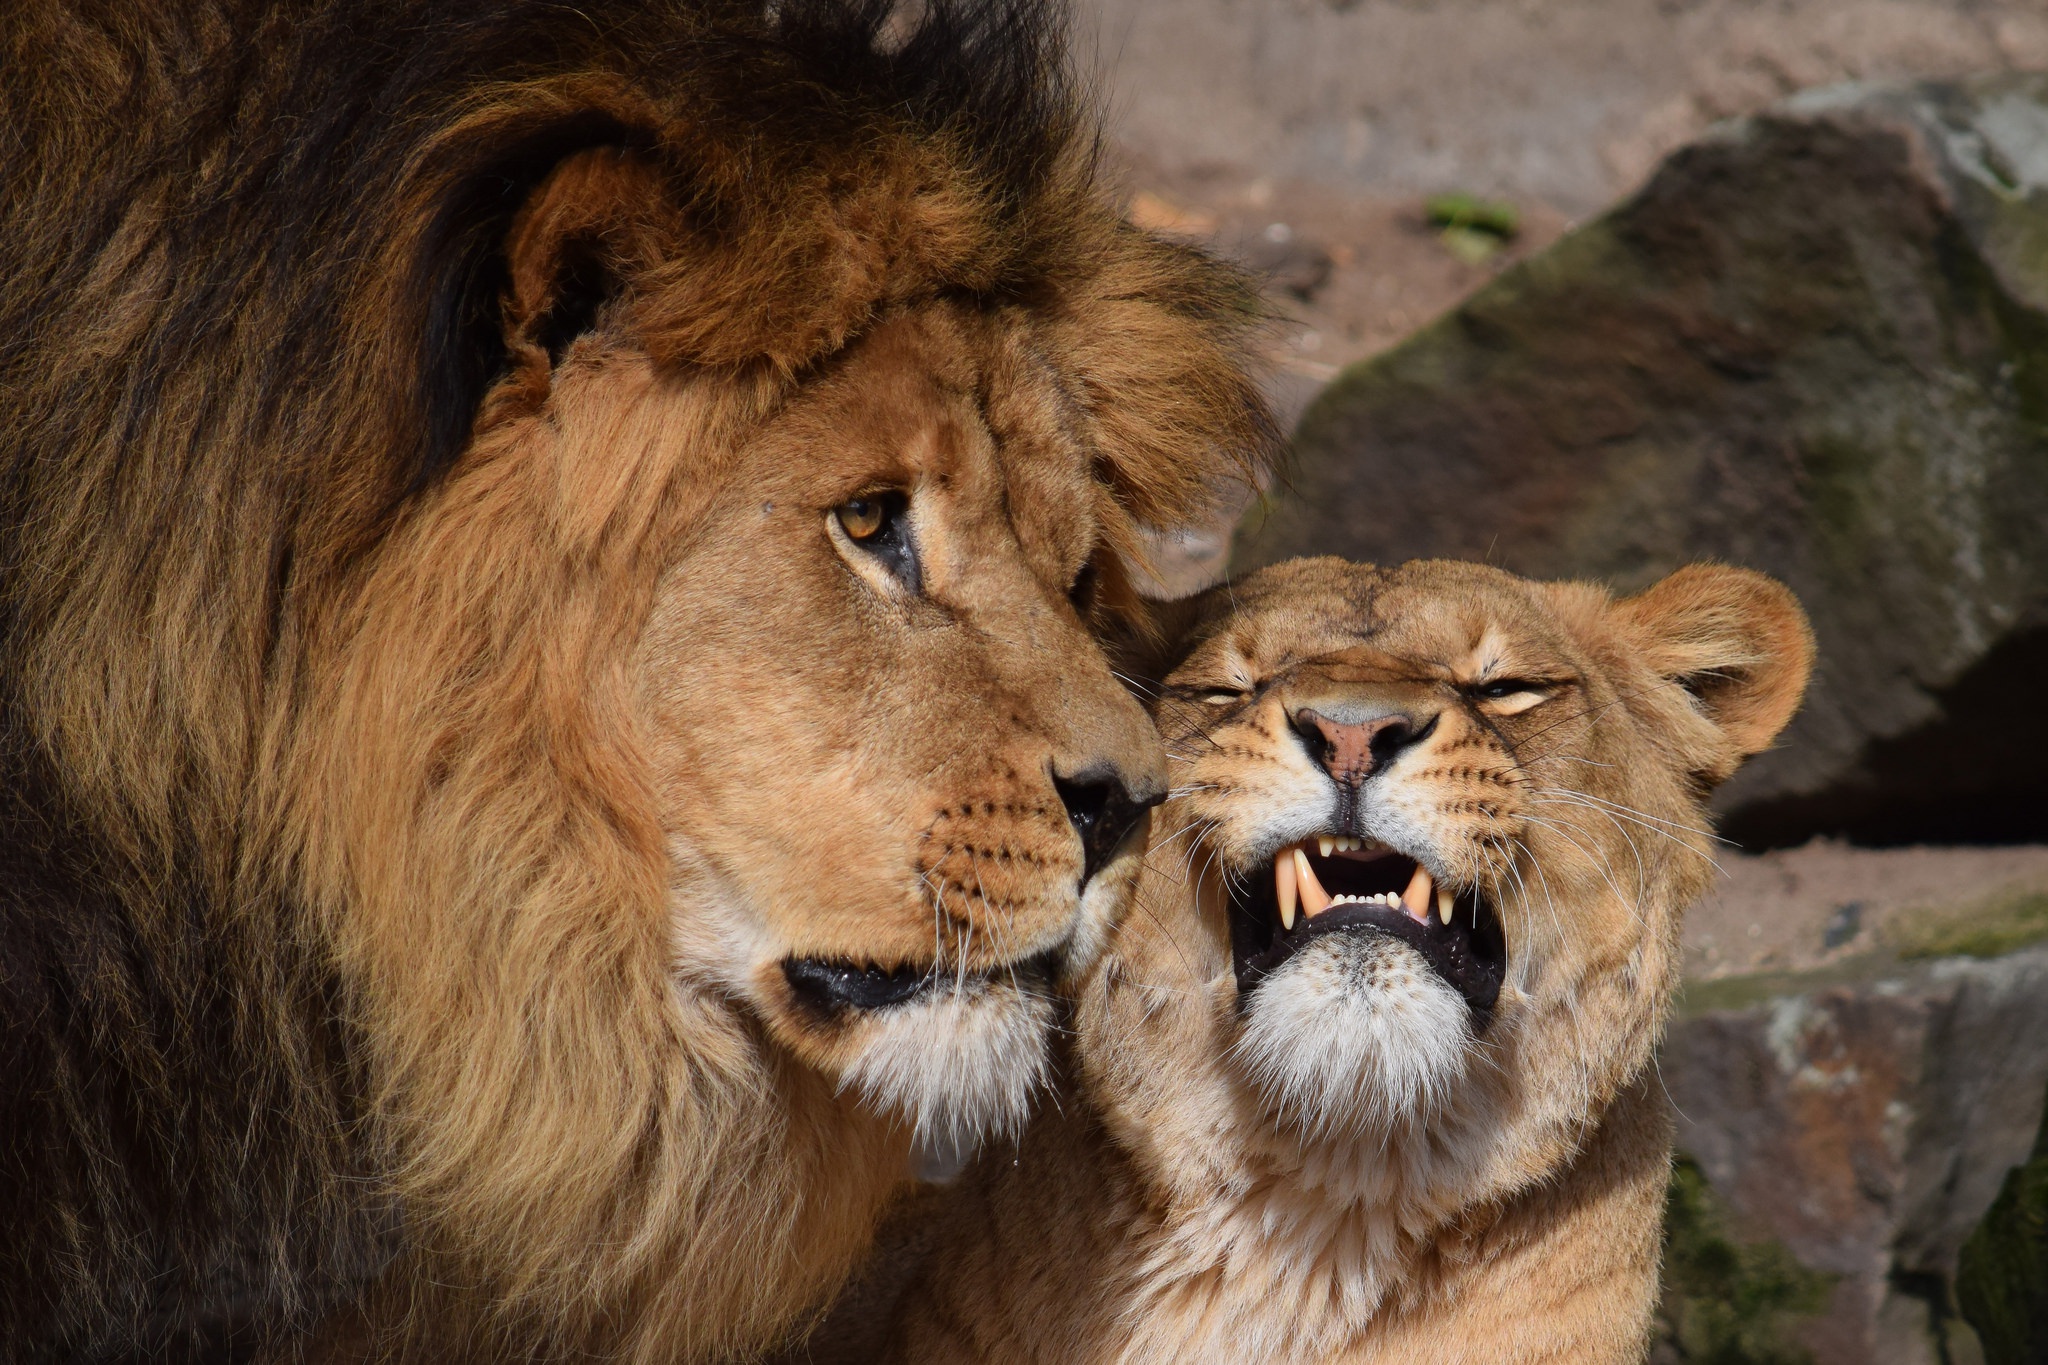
[835,496,889,540]
[829,489,919,593]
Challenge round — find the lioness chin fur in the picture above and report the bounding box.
[0,3,1274,1361]
[825,556,1812,1365]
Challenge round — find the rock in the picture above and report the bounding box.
[1657,842,2048,1362]
[1957,1090,2048,1364]
[1660,935,2048,1364]
[1654,1153,1835,1365]
[1238,76,2048,848]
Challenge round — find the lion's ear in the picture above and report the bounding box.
[1611,564,1816,778]
[502,147,673,367]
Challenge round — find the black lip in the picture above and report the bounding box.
[1228,842,1506,1019]
[782,947,1062,1018]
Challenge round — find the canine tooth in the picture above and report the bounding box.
[1438,885,1455,925]
[1318,836,1334,857]
[1294,848,1332,918]
[1276,851,1299,932]
[1402,864,1434,924]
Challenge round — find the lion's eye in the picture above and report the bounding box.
[1199,689,1246,707]
[830,489,919,593]
[835,496,890,540]
[1474,679,1541,699]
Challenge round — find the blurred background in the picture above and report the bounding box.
[1076,3,2048,1361]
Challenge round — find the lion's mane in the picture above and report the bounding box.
[0,2,1271,1360]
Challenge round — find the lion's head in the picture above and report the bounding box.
[1067,557,1811,1354]
[0,1,1270,1359]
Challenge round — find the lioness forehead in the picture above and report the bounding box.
[1176,557,1582,682]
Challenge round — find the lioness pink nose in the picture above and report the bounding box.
[1290,708,1431,785]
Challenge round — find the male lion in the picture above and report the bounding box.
[0,2,1272,1361]
[846,556,1813,1364]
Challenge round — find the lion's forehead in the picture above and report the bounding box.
[750,306,1100,581]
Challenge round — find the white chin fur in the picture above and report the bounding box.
[840,978,1053,1159]
[1234,934,1475,1138]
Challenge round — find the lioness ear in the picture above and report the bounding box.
[502,147,673,367]
[1612,563,1816,778]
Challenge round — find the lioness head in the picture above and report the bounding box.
[1083,557,1810,1271]
[795,555,1815,1364]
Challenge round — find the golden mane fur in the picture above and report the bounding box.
[0,3,1273,1360]
[819,556,1813,1364]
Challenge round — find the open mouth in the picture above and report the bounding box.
[1228,837,1506,1018]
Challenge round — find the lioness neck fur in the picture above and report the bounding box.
[835,556,1813,1365]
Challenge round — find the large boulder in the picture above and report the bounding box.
[1661,843,2048,1365]
[1239,76,2048,847]
[1664,944,2048,1364]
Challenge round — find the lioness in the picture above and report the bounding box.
[849,556,1813,1364]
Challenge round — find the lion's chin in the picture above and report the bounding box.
[1233,933,1478,1141]
[833,974,1056,1169]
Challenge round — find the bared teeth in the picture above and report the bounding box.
[1401,863,1433,924]
[1276,849,1299,931]
[1276,840,1463,932]
[1293,847,1332,918]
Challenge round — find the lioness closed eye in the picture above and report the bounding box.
[847,555,1813,1365]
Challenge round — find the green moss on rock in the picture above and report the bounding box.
[1957,1084,2048,1365]
[1893,892,2048,962]
[1657,1155,1835,1364]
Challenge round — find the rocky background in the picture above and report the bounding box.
[1079,5,2048,1362]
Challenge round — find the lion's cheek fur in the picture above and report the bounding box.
[268,359,912,1353]
[264,301,1180,1353]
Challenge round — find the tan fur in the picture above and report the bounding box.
[0,4,1275,1360]
[846,557,1812,1365]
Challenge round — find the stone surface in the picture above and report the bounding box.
[1663,842,2048,1362]
[1661,929,2048,1364]
[1240,77,2048,848]
[1085,0,2048,430]
[1653,1154,1835,1365]
[1957,1090,2048,1364]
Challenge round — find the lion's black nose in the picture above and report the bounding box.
[1053,768,1161,888]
